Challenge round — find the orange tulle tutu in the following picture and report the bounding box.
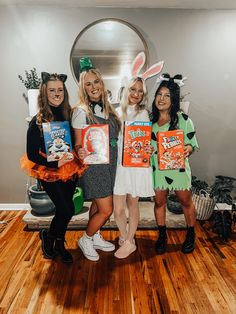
[20,152,87,182]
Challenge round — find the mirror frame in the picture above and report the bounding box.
[70,18,149,91]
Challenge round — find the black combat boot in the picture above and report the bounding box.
[54,238,73,264]
[39,229,56,259]
[155,225,167,254]
[181,226,195,254]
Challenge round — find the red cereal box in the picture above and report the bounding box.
[122,121,152,167]
[82,124,109,164]
[157,130,185,170]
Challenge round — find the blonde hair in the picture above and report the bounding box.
[120,77,148,120]
[76,69,121,129]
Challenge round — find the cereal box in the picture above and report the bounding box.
[122,121,152,167]
[82,124,109,164]
[42,121,73,162]
[157,130,185,170]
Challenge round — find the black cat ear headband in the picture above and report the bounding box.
[41,72,67,84]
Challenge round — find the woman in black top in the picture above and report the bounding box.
[21,72,85,263]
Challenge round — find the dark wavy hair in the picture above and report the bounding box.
[151,73,182,130]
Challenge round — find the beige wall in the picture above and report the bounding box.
[0,5,236,202]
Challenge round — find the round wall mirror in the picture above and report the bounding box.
[70,18,149,103]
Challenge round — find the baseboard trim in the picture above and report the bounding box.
[0,204,31,210]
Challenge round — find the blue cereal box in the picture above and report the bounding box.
[42,121,73,162]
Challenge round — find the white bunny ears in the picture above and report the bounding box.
[131,52,164,80]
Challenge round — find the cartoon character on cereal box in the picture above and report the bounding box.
[49,137,70,153]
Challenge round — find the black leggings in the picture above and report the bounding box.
[41,179,76,238]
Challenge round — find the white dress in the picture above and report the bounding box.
[113,105,154,198]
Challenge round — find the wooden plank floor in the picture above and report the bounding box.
[0,211,235,314]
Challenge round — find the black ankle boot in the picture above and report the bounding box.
[155,225,167,254]
[182,227,195,254]
[55,238,73,263]
[39,229,56,259]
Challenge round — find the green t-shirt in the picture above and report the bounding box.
[151,112,199,190]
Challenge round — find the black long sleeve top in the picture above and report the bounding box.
[26,105,68,169]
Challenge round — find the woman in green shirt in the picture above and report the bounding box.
[151,73,199,254]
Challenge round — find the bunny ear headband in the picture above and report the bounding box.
[156,73,187,87]
[131,51,164,80]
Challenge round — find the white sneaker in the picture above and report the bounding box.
[78,235,99,261]
[93,231,115,252]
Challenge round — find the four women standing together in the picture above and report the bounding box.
[23,56,199,263]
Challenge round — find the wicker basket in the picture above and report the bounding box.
[192,190,216,220]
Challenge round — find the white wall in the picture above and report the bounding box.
[0,5,235,202]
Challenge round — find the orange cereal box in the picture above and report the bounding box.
[82,124,109,164]
[122,121,152,167]
[157,130,185,170]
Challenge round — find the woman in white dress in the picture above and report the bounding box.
[113,77,154,258]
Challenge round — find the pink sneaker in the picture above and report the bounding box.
[118,236,125,246]
[118,236,135,246]
[114,240,136,259]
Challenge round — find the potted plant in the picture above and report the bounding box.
[210,175,235,208]
[191,175,209,193]
[18,67,41,117]
[210,175,236,241]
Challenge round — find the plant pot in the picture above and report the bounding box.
[73,187,84,215]
[167,195,183,214]
[28,184,55,216]
[28,89,39,117]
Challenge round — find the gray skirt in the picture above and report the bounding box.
[78,146,117,199]
[78,113,119,200]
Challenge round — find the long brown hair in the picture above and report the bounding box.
[76,69,121,130]
[36,74,71,126]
